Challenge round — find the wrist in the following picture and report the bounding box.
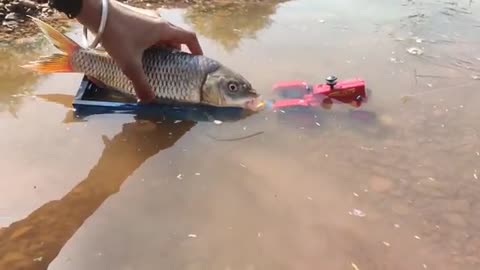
[77,0,104,33]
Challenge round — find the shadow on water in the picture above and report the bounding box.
[0,112,196,270]
[184,0,290,51]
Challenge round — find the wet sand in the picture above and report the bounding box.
[1,0,480,269]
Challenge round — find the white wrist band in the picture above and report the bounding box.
[83,0,109,49]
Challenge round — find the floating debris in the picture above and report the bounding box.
[476,152,480,156]
[33,257,43,262]
[318,19,325,23]
[471,75,480,80]
[394,224,400,228]
[414,235,421,240]
[349,208,366,217]
[188,234,197,238]
[177,174,183,180]
[416,38,423,43]
[407,47,424,55]
[382,241,391,247]
[423,264,428,269]
[174,120,182,124]
[315,122,321,127]
[325,154,329,158]
[240,163,247,168]
[351,262,360,270]
[474,172,478,180]
[213,120,223,125]
[427,83,433,88]
[195,173,201,176]
[306,196,313,201]
[257,232,262,238]
[353,192,359,197]
[390,57,404,64]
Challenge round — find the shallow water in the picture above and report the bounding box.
[1,0,480,269]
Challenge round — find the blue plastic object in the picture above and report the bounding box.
[72,76,253,122]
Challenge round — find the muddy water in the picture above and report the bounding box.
[1,0,480,269]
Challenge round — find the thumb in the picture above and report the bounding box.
[116,50,156,103]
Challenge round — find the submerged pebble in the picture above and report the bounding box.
[407,47,424,55]
[349,208,366,217]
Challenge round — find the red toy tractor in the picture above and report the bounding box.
[271,76,368,110]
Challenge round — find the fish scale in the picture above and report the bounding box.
[72,47,221,102]
[23,16,259,109]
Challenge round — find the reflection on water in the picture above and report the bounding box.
[184,0,289,51]
[0,114,195,269]
[0,39,48,116]
[1,0,480,269]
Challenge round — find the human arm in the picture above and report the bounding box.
[47,0,203,103]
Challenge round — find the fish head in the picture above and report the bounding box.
[201,65,261,110]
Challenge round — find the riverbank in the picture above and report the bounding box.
[1,0,271,43]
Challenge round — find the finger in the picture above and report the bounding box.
[163,25,203,55]
[165,41,181,50]
[116,51,156,103]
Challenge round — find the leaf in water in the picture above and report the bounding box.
[401,96,411,103]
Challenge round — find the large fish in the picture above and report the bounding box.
[22,17,261,109]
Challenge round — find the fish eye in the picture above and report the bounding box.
[228,82,238,92]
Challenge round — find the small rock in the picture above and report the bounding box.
[349,208,366,217]
[3,20,17,28]
[19,0,37,10]
[4,12,16,20]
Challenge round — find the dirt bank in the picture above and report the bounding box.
[0,0,240,43]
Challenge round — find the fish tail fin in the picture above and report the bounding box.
[21,16,80,73]
[21,54,72,73]
[28,15,80,54]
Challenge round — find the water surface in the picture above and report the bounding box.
[1,0,480,269]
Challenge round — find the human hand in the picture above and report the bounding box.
[77,0,203,103]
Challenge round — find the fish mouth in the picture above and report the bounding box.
[242,95,265,111]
